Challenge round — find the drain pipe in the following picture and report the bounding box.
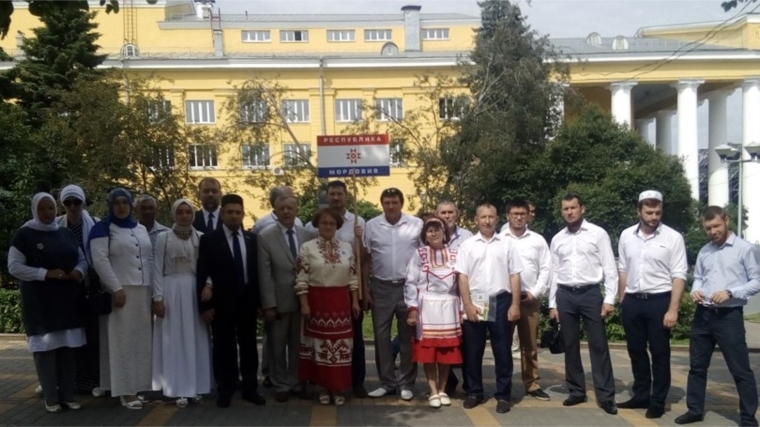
[319,56,326,135]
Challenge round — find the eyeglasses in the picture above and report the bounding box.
[509,212,528,217]
[63,199,83,207]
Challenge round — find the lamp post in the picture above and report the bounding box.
[714,141,760,238]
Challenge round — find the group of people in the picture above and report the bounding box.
[7,179,760,426]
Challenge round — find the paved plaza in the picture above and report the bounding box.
[0,335,757,427]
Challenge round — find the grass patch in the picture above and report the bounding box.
[745,313,760,323]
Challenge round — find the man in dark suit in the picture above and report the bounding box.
[193,177,223,233]
[197,193,265,408]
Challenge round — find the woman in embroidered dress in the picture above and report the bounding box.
[8,193,88,413]
[296,207,361,406]
[151,199,212,408]
[405,216,462,409]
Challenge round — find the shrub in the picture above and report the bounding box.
[0,288,23,334]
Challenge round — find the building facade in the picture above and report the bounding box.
[2,0,760,241]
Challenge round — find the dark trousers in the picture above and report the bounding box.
[686,305,758,426]
[34,346,76,404]
[352,309,366,387]
[621,292,671,406]
[211,302,259,398]
[462,292,513,400]
[557,285,615,402]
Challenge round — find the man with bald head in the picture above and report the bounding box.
[251,186,303,234]
[436,201,472,251]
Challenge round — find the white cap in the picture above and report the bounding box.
[638,190,663,203]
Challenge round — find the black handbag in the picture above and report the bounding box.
[85,268,112,316]
[539,319,565,354]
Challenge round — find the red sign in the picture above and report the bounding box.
[317,134,389,147]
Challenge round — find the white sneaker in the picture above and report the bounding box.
[368,387,391,398]
[35,385,43,396]
[400,390,414,401]
[92,387,105,398]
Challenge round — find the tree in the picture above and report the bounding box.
[0,0,119,42]
[721,0,757,11]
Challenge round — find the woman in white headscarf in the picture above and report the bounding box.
[7,193,88,413]
[55,184,103,397]
[151,199,212,408]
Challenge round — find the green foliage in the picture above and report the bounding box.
[721,0,756,11]
[299,199,382,228]
[0,288,23,333]
[0,0,118,41]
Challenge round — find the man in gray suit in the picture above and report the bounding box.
[258,195,316,402]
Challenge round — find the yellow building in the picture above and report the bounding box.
[2,0,760,242]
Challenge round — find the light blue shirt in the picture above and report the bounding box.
[693,233,760,306]
[448,226,473,251]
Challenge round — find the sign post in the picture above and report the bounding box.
[316,134,390,301]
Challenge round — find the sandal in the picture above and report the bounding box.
[439,393,451,406]
[319,391,331,405]
[429,394,441,408]
[334,395,346,406]
[175,397,188,408]
[120,396,143,410]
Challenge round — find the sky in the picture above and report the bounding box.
[214,0,750,148]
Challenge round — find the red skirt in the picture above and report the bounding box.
[299,286,353,391]
[412,339,462,364]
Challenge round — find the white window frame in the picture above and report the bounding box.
[438,97,465,121]
[390,141,405,167]
[283,143,311,168]
[327,30,355,42]
[240,99,268,123]
[280,30,309,42]
[151,146,176,169]
[422,28,450,40]
[375,98,403,122]
[188,144,218,169]
[185,100,215,124]
[241,144,270,169]
[148,100,171,123]
[364,29,392,41]
[335,99,363,123]
[241,30,271,43]
[282,99,310,123]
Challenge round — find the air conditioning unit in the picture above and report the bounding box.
[271,167,285,176]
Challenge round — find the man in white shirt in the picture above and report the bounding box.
[305,180,368,398]
[616,190,687,419]
[548,193,618,415]
[436,201,473,251]
[456,203,523,414]
[500,198,551,401]
[504,200,536,361]
[193,177,223,233]
[363,188,422,401]
[251,186,303,234]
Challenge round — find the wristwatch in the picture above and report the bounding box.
[726,289,733,299]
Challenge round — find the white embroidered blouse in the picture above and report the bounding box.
[295,236,359,295]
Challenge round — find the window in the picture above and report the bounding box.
[327,30,355,42]
[282,99,310,123]
[242,144,270,168]
[121,43,139,58]
[185,100,215,124]
[283,143,311,167]
[147,100,171,123]
[390,141,405,167]
[150,147,175,169]
[380,42,399,56]
[364,29,392,41]
[438,97,466,120]
[422,28,450,40]
[240,99,268,123]
[188,144,218,168]
[375,98,403,121]
[335,99,362,122]
[242,30,271,42]
[280,30,309,42]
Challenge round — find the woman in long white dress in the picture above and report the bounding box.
[151,199,212,407]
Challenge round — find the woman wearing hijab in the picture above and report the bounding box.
[89,188,153,410]
[55,184,104,397]
[8,193,88,413]
[151,199,212,408]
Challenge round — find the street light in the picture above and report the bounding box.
[714,142,760,238]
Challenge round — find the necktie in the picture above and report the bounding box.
[232,231,246,295]
[207,213,214,231]
[287,229,297,259]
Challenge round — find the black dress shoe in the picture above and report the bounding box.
[462,395,484,409]
[242,392,266,405]
[562,395,588,406]
[216,395,232,408]
[274,391,289,403]
[263,376,273,388]
[599,400,618,415]
[496,400,511,414]
[646,404,665,419]
[617,398,650,409]
[675,412,704,424]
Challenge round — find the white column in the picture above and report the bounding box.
[655,110,675,154]
[742,78,760,243]
[674,79,704,201]
[707,90,732,207]
[608,82,637,128]
[635,118,653,146]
